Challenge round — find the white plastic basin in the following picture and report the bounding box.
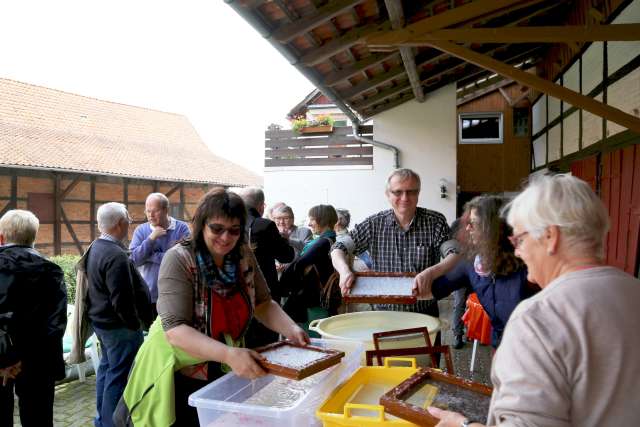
[308,311,441,356]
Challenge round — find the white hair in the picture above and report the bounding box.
[97,202,129,233]
[385,168,421,192]
[505,173,610,258]
[0,209,39,246]
[146,192,169,209]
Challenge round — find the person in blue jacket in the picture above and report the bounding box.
[427,196,538,348]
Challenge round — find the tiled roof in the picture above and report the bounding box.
[0,78,261,186]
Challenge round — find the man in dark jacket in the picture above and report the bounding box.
[0,209,67,427]
[237,187,294,346]
[87,202,150,427]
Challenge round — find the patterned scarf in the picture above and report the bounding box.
[195,247,238,297]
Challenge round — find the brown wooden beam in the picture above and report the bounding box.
[1,174,18,216]
[53,174,61,255]
[323,52,398,86]
[273,0,365,43]
[59,174,83,201]
[383,0,424,102]
[165,183,182,199]
[457,78,516,106]
[90,177,96,241]
[366,0,546,47]
[60,206,83,255]
[392,24,640,45]
[428,40,640,133]
[300,21,390,66]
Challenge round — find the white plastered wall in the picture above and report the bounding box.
[264,84,457,226]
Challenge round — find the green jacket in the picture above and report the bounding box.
[115,319,203,427]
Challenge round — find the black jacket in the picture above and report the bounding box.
[0,245,67,379]
[247,208,294,297]
[86,239,151,331]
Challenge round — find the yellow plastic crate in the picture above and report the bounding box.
[316,358,422,427]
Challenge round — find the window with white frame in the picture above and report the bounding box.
[459,112,503,144]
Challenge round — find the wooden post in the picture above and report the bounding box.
[90,177,96,241]
[53,173,61,255]
[179,184,186,220]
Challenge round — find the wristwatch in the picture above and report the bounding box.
[461,419,477,427]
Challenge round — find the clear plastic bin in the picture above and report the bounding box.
[189,338,364,427]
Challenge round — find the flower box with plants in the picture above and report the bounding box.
[292,115,334,134]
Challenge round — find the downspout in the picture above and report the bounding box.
[352,124,400,169]
[224,0,360,126]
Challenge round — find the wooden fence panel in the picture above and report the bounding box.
[265,127,374,167]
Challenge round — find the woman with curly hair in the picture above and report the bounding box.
[426,195,537,348]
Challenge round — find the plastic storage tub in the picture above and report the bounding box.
[189,338,363,427]
[316,357,422,427]
[309,311,441,361]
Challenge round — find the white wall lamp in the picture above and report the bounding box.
[439,179,448,199]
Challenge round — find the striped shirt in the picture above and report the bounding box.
[334,207,452,316]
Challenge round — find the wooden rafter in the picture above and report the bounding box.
[323,52,398,86]
[340,0,555,100]
[384,0,424,102]
[458,78,516,106]
[427,40,640,133]
[386,24,640,46]
[273,0,364,43]
[300,21,390,66]
[366,0,547,47]
[353,44,539,109]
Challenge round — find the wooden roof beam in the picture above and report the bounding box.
[391,24,640,45]
[273,0,365,44]
[323,52,398,86]
[351,43,536,108]
[457,78,515,106]
[384,0,424,102]
[429,40,640,133]
[366,0,548,47]
[300,21,390,66]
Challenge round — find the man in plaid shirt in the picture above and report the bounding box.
[331,168,459,318]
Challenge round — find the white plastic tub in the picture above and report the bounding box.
[308,311,441,360]
[189,338,363,427]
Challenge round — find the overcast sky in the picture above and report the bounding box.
[1,0,315,175]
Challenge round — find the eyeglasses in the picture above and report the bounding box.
[390,189,420,197]
[273,216,292,222]
[207,223,242,236]
[508,231,529,249]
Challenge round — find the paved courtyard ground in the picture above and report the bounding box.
[12,296,493,426]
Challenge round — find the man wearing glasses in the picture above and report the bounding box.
[331,168,459,319]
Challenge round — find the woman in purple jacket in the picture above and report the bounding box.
[429,196,537,348]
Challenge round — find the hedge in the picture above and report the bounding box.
[50,255,81,304]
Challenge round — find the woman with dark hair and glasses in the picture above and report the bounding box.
[116,188,308,427]
[425,195,537,349]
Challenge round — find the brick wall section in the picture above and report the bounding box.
[0,168,221,255]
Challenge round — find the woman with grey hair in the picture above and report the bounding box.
[271,204,312,255]
[430,174,640,427]
[334,208,355,254]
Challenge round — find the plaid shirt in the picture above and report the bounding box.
[333,207,452,316]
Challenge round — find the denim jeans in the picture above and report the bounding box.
[93,325,143,427]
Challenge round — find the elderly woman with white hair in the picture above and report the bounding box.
[430,174,640,427]
[0,210,67,427]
